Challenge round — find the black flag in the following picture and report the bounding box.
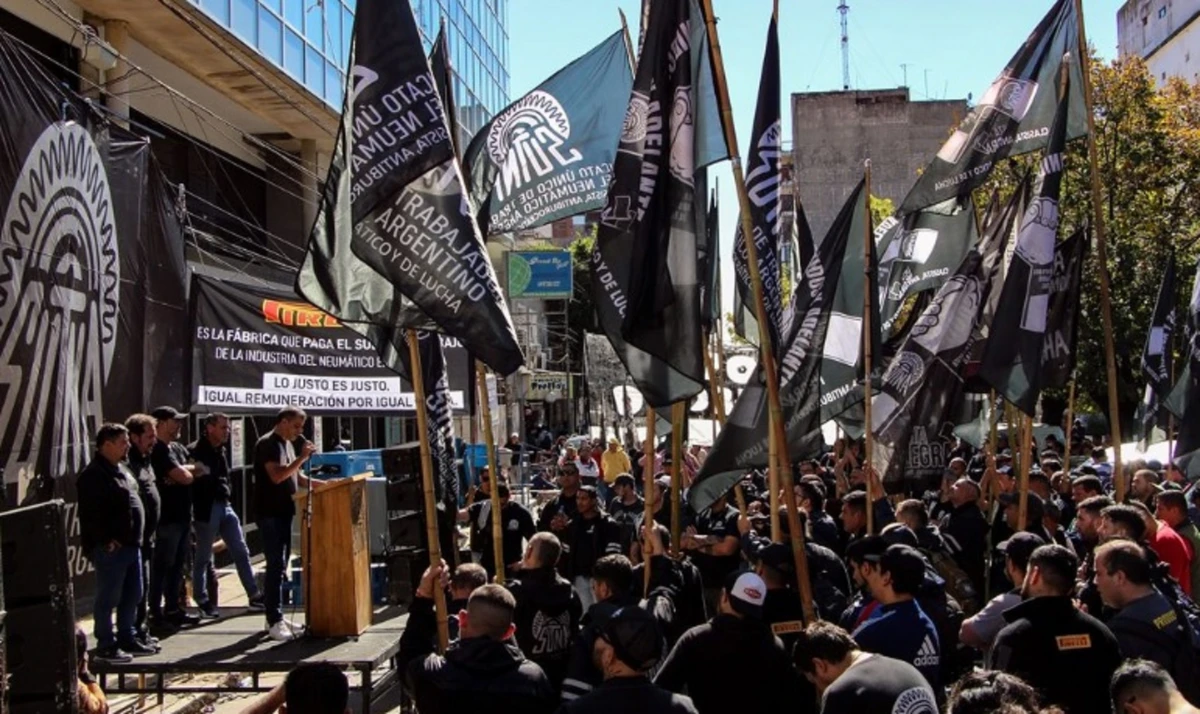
[463,31,633,234]
[979,58,1071,416]
[697,175,721,331]
[1174,258,1200,478]
[1040,226,1088,388]
[296,0,523,377]
[1137,254,1178,446]
[899,0,1086,214]
[690,180,862,512]
[732,15,784,352]
[398,331,458,507]
[871,207,1010,493]
[592,0,710,408]
[876,198,979,340]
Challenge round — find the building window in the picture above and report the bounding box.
[325,60,343,106]
[258,6,283,63]
[326,2,341,58]
[304,0,323,44]
[200,0,230,24]
[284,27,304,79]
[284,0,303,28]
[305,42,325,95]
[1159,6,1168,18]
[231,0,256,43]
[261,0,281,12]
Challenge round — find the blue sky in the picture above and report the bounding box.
[508,0,1124,319]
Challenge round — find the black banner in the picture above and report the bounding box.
[1041,226,1088,387]
[899,0,1086,214]
[397,330,459,506]
[732,15,784,352]
[1175,257,1200,478]
[190,275,470,414]
[697,173,720,331]
[980,63,1071,416]
[1138,255,1177,445]
[464,31,633,234]
[0,34,188,591]
[690,180,860,512]
[297,0,523,377]
[591,0,706,408]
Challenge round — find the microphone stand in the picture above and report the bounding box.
[302,442,316,639]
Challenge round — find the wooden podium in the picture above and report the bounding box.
[294,474,372,637]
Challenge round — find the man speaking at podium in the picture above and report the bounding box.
[254,406,318,642]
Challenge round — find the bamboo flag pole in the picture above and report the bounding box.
[408,330,450,652]
[642,405,656,595]
[1065,377,1077,456]
[1017,413,1033,531]
[1073,0,1124,499]
[475,362,506,585]
[702,0,813,620]
[862,160,877,537]
[670,401,685,556]
[768,422,781,541]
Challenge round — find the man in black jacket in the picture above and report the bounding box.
[989,544,1122,713]
[936,477,988,597]
[399,561,556,714]
[561,554,637,703]
[561,487,622,609]
[557,606,696,714]
[124,413,161,652]
[654,571,810,714]
[508,532,583,689]
[77,424,155,661]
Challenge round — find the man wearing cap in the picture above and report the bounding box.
[655,571,807,714]
[960,532,1043,651]
[606,474,643,555]
[989,544,1122,714]
[147,406,202,629]
[560,606,696,714]
[751,542,806,651]
[848,544,942,690]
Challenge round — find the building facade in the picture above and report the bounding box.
[790,88,966,241]
[1117,0,1200,85]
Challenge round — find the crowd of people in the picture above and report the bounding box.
[398,430,1200,714]
[73,406,1200,713]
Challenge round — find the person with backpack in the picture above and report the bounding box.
[897,499,980,616]
[1093,538,1200,706]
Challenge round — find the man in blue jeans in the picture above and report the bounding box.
[149,406,202,630]
[191,413,263,617]
[254,406,318,642]
[76,423,156,661]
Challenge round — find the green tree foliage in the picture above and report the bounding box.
[981,56,1200,436]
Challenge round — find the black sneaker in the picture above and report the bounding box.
[197,601,220,619]
[136,633,160,647]
[165,610,201,627]
[117,639,159,657]
[93,647,132,663]
[247,595,265,611]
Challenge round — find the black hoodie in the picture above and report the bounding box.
[400,596,556,714]
[508,566,583,688]
[560,594,638,702]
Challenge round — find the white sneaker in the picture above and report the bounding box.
[281,618,305,636]
[268,621,298,642]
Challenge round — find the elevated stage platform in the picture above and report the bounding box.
[92,606,408,712]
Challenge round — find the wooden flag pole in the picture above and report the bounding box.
[618,9,636,71]
[1065,377,1076,456]
[1073,0,1124,499]
[642,405,657,594]
[863,160,877,537]
[475,362,506,585]
[702,0,812,619]
[989,391,1000,456]
[408,329,450,652]
[670,401,685,556]
[768,423,781,541]
[1017,413,1033,531]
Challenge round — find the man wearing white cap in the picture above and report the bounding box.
[654,571,808,714]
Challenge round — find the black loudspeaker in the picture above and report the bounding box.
[1,500,77,713]
[382,443,423,479]
[388,512,425,549]
[386,549,426,607]
[386,477,423,513]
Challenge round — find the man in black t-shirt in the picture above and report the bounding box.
[681,495,741,612]
[190,413,263,618]
[148,406,202,629]
[607,473,643,555]
[124,414,161,651]
[793,621,937,714]
[466,482,536,579]
[254,406,318,642]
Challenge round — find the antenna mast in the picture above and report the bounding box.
[839,1,850,90]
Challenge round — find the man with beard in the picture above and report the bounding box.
[507,532,582,689]
[561,555,638,703]
[123,414,161,652]
[147,406,202,629]
[989,544,1122,713]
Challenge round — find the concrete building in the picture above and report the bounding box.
[790,88,966,240]
[1117,0,1200,85]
